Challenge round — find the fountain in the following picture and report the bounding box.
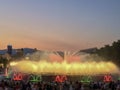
[10,51,119,75]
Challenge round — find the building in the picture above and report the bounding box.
[7,45,12,55]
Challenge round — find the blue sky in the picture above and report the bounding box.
[0,0,120,50]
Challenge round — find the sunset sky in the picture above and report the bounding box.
[0,0,120,51]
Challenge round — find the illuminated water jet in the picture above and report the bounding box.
[29,75,42,82]
[55,75,67,82]
[80,76,93,83]
[10,60,119,75]
[10,51,120,76]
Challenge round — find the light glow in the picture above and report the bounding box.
[10,60,119,75]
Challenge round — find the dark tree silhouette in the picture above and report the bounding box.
[96,40,120,66]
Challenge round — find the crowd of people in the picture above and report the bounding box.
[0,79,120,90]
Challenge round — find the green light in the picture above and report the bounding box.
[80,76,92,83]
[5,75,10,79]
[29,75,42,82]
[5,69,12,79]
[118,77,120,80]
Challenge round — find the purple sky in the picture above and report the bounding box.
[0,0,120,51]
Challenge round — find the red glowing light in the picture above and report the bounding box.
[103,75,112,82]
[13,72,23,81]
[55,75,67,82]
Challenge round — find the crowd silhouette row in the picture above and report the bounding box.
[0,79,120,90]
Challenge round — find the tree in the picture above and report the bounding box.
[95,40,120,66]
[0,56,9,68]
